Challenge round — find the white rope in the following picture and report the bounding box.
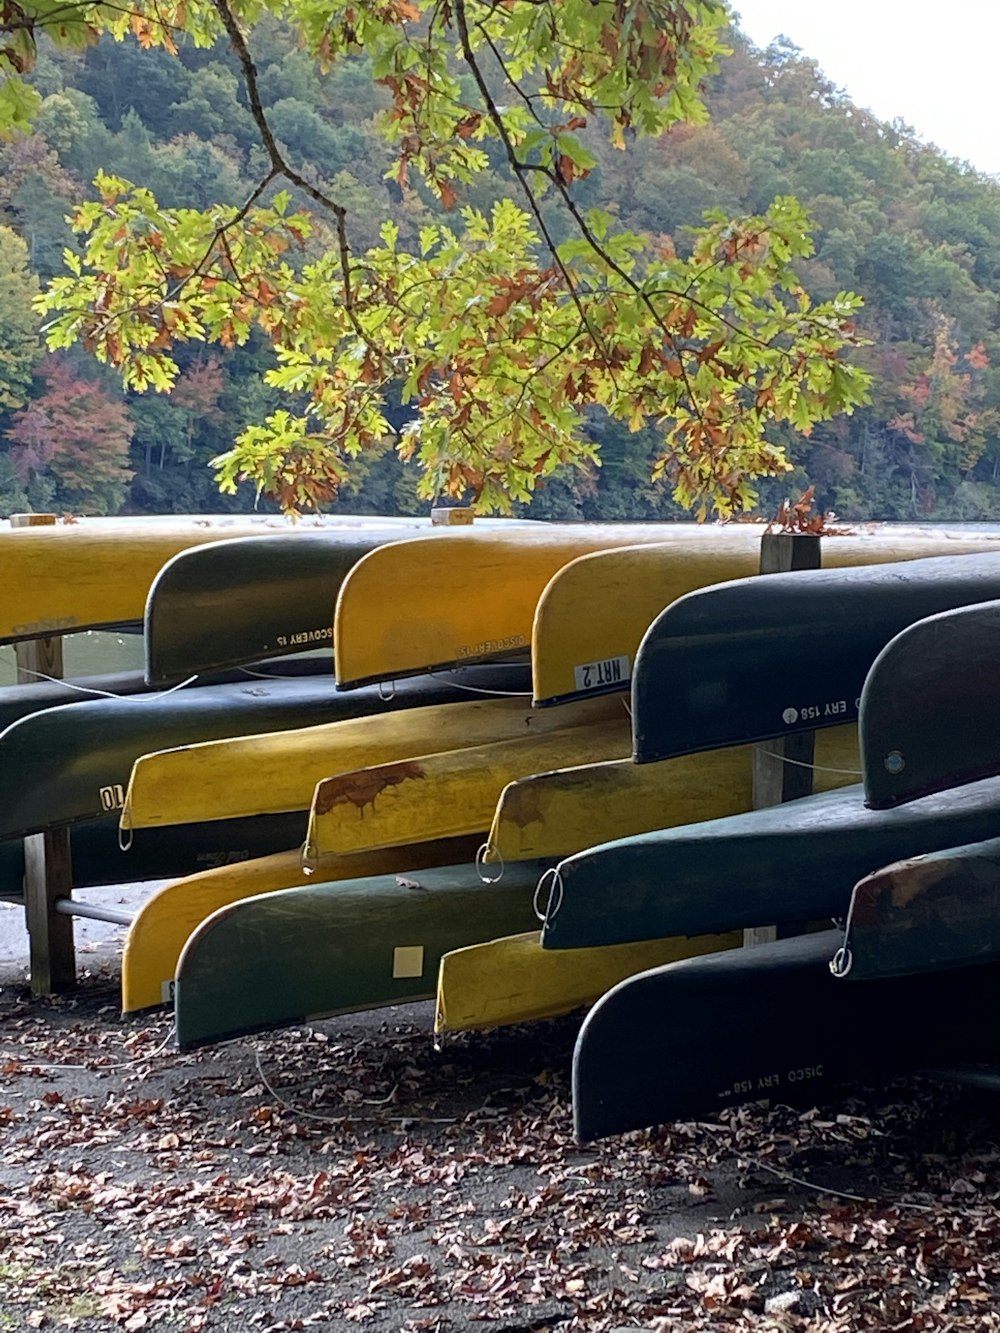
[742,1156,934,1211]
[427,662,532,697]
[14,667,200,700]
[252,1045,456,1125]
[0,1023,179,1073]
[757,747,862,777]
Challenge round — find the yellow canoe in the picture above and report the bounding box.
[435,929,740,1033]
[0,514,331,643]
[120,692,623,832]
[333,523,767,687]
[121,833,485,1013]
[304,711,631,862]
[531,528,1000,707]
[484,725,860,867]
[438,726,859,1032]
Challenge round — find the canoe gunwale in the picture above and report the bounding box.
[1,619,143,649]
[531,683,626,710]
[336,649,532,693]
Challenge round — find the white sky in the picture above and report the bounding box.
[730,1,1000,177]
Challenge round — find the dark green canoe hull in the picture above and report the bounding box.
[633,553,1000,763]
[0,810,307,903]
[0,654,333,736]
[144,527,422,684]
[862,601,1000,808]
[0,663,530,840]
[839,837,1000,980]
[542,777,1000,950]
[173,859,551,1049]
[573,930,1000,1140]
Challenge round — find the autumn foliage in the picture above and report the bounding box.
[4,0,872,516]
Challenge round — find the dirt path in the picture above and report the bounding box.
[2,948,1000,1331]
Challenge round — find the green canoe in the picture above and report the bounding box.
[0,809,309,903]
[572,929,1000,1141]
[0,663,530,840]
[541,776,1000,950]
[862,600,1000,808]
[173,859,551,1049]
[0,653,333,736]
[836,836,1000,980]
[632,552,1000,763]
[144,523,430,685]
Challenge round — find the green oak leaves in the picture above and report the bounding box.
[15,0,871,514]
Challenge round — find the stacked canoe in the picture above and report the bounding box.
[566,559,1000,1140]
[8,514,1000,1130]
[120,521,1000,1046]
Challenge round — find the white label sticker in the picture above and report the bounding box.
[573,655,631,693]
[161,978,176,1004]
[392,945,425,979]
[99,783,126,811]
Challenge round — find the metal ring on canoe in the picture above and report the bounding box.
[829,945,853,978]
[378,679,397,702]
[533,866,563,923]
[475,842,504,884]
[117,820,133,853]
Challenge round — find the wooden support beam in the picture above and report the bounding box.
[745,531,821,947]
[23,832,76,994]
[11,513,77,994]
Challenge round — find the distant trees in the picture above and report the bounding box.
[6,358,134,513]
[0,226,40,412]
[0,13,999,521]
[7,1,873,518]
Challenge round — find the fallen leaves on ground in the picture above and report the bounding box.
[2,976,1000,1330]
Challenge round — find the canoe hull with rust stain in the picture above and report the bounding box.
[0,665,529,841]
[484,725,859,869]
[633,552,1000,764]
[838,837,1000,980]
[541,776,1000,951]
[435,928,740,1033]
[572,929,1000,1141]
[173,859,552,1049]
[304,704,630,861]
[861,600,1000,809]
[122,833,485,1013]
[121,682,592,834]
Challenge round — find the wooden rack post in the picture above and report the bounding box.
[744,530,822,947]
[11,514,77,994]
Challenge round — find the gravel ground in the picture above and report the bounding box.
[2,924,1000,1332]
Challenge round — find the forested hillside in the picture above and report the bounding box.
[2,20,1000,520]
